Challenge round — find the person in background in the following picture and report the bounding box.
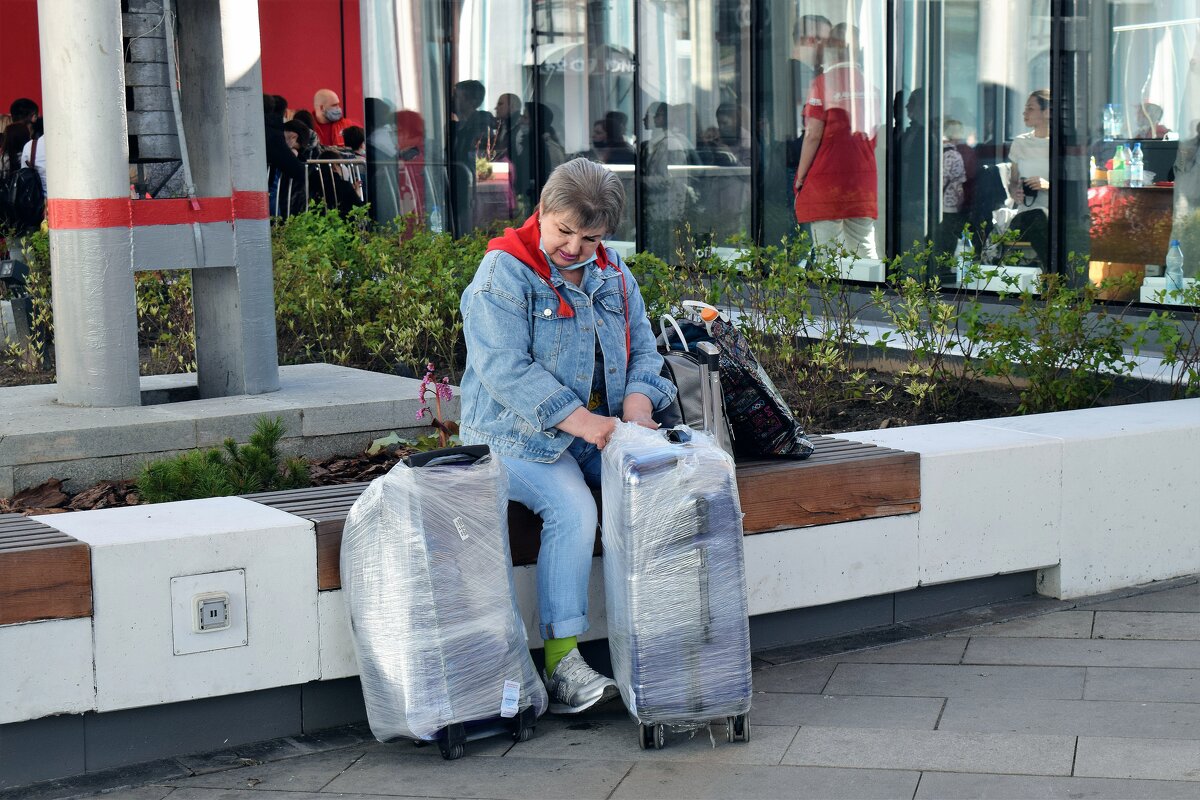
[458,157,675,714]
[493,93,524,162]
[1134,102,1170,140]
[517,101,567,214]
[641,101,700,258]
[19,117,47,197]
[0,115,29,180]
[1008,89,1051,270]
[312,88,357,147]
[599,112,636,164]
[2,98,38,181]
[896,88,937,252]
[395,109,428,226]
[793,23,880,258]
[275,95,293,122]
[342,126,366,158]
[450,79,490,234]
[790,13,832,155]
[264,94,305,217]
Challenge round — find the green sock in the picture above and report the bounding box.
[544,636,578,676]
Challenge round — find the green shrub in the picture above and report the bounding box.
[271,207,487,378]
[136,270,196,374]
[2,227,53,374]
[969,262,1146,413]
[136,416,309,503]
[875,242,989,413]
[1144,280,1200,399]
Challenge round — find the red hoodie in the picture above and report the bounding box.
[487,212,629,361]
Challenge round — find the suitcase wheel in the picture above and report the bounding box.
[638,723,665,750]
[437,723,467,760]
[729,714,750,743]
[511,704,537,743]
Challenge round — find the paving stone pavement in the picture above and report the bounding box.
[12,575,1199,800]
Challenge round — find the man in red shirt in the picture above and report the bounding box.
[312,88,357,147]
[792,27,880,259]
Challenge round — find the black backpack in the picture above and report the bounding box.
[4,138,45,233]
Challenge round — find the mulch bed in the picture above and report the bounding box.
[0,449,416,517]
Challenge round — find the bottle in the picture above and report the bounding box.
[1109,146,1126,188]
[1165,240,1185,296]
[429,204,444,234]
[1129,143,1144,188]
[954,231,973,285]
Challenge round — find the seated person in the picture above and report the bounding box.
[1007,89,1051,270]
[1134,103,1170,141]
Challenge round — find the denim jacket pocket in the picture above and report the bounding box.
[596,291,626,316]
[530,290,568,367]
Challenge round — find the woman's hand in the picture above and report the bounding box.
[557,407,619,449]
[622,393,659,431]
[1024,176,1049,191]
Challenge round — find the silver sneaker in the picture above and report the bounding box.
[544,648,619,714]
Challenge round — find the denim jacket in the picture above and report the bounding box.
[459,246,676,462]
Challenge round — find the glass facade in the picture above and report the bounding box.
[359,0,1198,307]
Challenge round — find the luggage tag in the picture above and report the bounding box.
[499,679,521,718]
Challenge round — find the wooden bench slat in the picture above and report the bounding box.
[1,516,94,625]
[0,519,69,535]
[270,436,920,593]
[0,542,93,625]
[738,450,920,533]
[0,533,78,550]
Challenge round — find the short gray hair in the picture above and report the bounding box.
[538,158,625,234]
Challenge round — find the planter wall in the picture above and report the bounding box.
[2,398,1197,731]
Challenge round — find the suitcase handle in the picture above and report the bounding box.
[404,444,491,469]
[694,340,720,369]
[666,427,693,445]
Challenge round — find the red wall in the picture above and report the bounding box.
[259,0,363,121]
[0,0,43,114]
[0,0,362,123]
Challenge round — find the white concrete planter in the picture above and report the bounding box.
[3,398,1197,726]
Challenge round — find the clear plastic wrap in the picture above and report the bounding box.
[340,448,548,743]
[601,423,753,729]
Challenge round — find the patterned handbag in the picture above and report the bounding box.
[668,302,814,460]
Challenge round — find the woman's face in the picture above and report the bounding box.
[539,209,606,269]
[284,131,300,152]
[1023,96,1049,129]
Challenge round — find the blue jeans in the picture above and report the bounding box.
[501,437,602,641]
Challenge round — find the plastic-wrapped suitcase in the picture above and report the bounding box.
[340,445,548,759]
[601,423,753,749]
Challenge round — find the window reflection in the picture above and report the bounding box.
[1088,7,1200,305]
[360,0,449,231]
[638,0,751,261]
[895,0,1050,286]
[765,1,885,279]
[794,19,881,260]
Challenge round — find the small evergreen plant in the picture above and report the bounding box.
[137,416,310,503]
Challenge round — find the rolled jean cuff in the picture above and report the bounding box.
[540,613,590,642]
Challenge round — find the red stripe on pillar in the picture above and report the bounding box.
[46,193,270,229]
[129,197,234,226]
[233,190,270,220]
[47,198,131,229]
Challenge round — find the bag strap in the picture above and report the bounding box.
[681,299,723,323]
[658,314,688,350]
[26,137,38,169]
